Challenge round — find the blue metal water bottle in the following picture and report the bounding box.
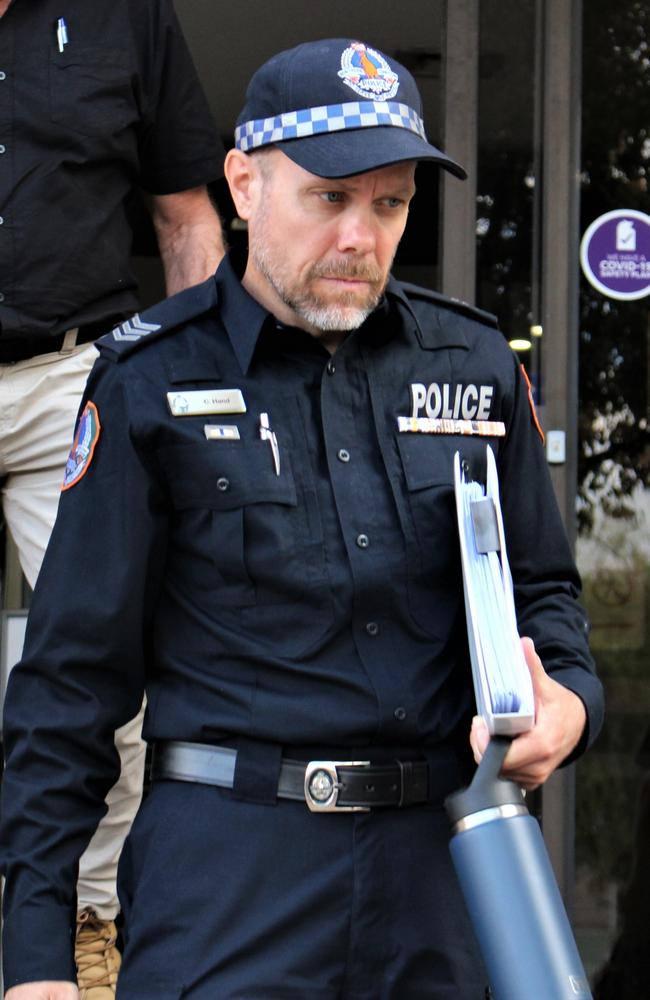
[445,737,592,999]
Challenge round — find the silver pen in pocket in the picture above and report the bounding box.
[259,412,280,476]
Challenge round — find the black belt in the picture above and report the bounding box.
[152,741,430,812]
[0,317,123,363]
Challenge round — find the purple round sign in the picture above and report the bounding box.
[580,209,650,300]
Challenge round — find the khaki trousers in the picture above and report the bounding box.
[0,336,146,920]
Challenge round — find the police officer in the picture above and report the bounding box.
[1,38,603,1000]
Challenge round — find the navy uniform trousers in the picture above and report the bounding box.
[116,779,489,999]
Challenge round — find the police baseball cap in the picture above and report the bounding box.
[235,39,467,180]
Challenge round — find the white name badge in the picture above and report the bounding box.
[167,389,247,417]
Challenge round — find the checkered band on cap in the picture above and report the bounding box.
[235,100,427,152]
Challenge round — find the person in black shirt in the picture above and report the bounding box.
[1,38,603,1000]
[0,1,225,996]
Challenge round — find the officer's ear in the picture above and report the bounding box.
[225,148,266,223]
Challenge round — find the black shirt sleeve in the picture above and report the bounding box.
[0,357,169,988]
[135,0,225,194]
[498,354,604,755]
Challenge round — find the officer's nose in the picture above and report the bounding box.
[335,209,376,256]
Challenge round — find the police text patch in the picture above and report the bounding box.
[409,382,494,421]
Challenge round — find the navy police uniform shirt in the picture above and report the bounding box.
[0,251,604,986]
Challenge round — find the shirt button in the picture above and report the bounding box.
[326,361,336,375]
[356,533,369,549]
[0,217,3,225]
[337,448,350,463]
[365,621,379,636]
[0,293,5,302]
[216,477,230,492]
[0,72,5,81]
[0,145,6,154]
[394,707,407,721]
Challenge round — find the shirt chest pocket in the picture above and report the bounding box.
[49,48,138,136]
[158,441,334,655]
[396,434,489,638]
[162,440,298,511]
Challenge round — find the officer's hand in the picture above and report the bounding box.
[4,983,79,1000]
[469,636,587,791]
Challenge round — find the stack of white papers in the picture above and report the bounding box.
[454,446,534,735]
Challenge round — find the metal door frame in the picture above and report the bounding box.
[440,0,583,904]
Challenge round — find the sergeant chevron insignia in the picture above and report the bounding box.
[112,313,162,342]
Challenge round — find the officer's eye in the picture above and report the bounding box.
[320,191,345,204]
[382,197,404,209]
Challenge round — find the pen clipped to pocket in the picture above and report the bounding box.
[56,16,69,52]
[259,412,280,476]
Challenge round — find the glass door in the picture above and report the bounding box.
[574,2,650,992]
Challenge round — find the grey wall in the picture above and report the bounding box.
[174,1,445,146]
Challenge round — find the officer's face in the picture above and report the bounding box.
[231,148,416,344]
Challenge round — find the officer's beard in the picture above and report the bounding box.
[251,238,389,333]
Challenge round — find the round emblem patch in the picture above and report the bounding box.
[338,42,400,100]
[62,401,101,491]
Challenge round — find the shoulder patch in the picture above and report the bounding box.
[97,276,219,363]
[398,281,500,330]
[62,401,101,491]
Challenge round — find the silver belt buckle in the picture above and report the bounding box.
[304,759,371,813]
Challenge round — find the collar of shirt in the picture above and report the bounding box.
[214,249,417,375]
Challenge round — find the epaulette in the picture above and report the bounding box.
[98,276,219,362]
[398,281,499,330]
